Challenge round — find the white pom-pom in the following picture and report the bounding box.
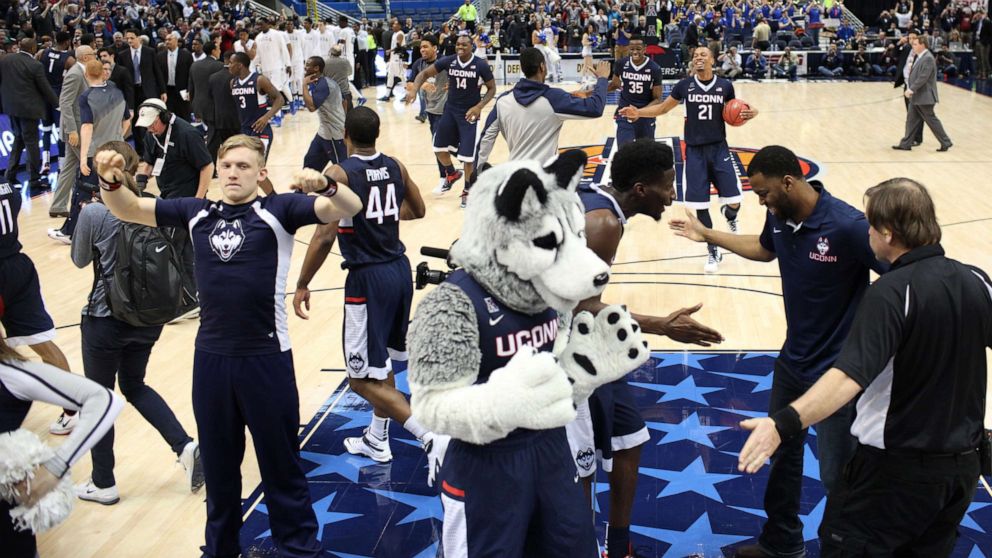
[0,429,75,533]
[9,475,74,533]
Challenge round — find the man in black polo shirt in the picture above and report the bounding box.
[135,98,213,200]
[669,145,887,558]
[737,177,992,557]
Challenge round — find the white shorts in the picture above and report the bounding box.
[565,399,597,478]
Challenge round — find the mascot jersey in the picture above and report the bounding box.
[155,194,323,356]
[336,152,407,269]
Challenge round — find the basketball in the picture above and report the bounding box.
[723,99,750,127]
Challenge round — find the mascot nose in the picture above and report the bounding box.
[593,272,609,287]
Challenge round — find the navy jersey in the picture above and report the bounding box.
[0,179,21,259]
[337,153,407,269]
[433,54,494,113]
[230,72,271,136]
[41,48,70,94]
[154,194,321,356]
[669,75,735,146]
[446,269,558,386]
[614,57,663,109]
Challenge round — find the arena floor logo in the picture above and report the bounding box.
[561,137,822,199]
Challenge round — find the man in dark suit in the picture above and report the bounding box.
[893,34,952,151]
[156,32,193,120]
[116,28,166,158]
[0,38,59,189]
[98,47,134,112]
[206,51,241,163]
[975,10,990,80]
[894,33,923,145]
[189,40,223,125]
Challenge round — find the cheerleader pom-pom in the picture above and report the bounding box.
[9,476,74,533]
[0,429,75,533]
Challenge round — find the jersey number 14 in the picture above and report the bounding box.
[366,183,399,224]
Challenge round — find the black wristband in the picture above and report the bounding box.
[98,176,122,191]
[315,176,337,197]
[770,405,803,442]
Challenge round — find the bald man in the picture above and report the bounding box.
[0,38,59,190]
[49,46,95,239]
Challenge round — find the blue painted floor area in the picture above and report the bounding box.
[239,352,992,557]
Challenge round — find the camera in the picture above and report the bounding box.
[415,245,458,290]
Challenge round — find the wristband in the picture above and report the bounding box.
[315,177,337,197]
[770,405,803,442]
[99,175,123,191]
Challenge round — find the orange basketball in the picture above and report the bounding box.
[723,99,750,127]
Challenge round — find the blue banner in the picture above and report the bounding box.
[0,115,60,174]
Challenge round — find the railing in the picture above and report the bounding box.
[247,0,279,18]
[841,3,865,34]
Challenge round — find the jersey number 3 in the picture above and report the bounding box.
[366,183,399,224]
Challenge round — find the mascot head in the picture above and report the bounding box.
[451,150,610,314]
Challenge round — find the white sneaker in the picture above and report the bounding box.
[704,248,722,274]
[49,412,77,435]
[75,479,120,505]
[47,228,71,245]
[179,441,205,493]
[167,307,201,325]
[432,177,451,196]
[344,429,393,463]
[421,432,450,488]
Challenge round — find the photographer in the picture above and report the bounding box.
[717,46,743,79]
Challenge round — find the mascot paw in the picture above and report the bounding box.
[488,346,578,431]
[560,305,650,399]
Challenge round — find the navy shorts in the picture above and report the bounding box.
[302,135,346,172]
[432,110,477,163]
[439,428,598,557]
[241,128,273,162]
[681,140,743,209]
[0,253,56,347]
[615,112,656,146]
[343,256,413,380]
[589,379,650,471]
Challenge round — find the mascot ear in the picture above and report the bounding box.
[544,150,588,191]
[495,168,548,222]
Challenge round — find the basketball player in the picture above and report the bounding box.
[293,107,448,486]
[405,34,496,203]
[576,140,723,558]
[0,176,78,436]
[406,35,448,193]
[94,134,363,558]
[285,19,306,109]
[609,35,663,146]
[254,18,292,124]
[620,46,758,274]
[229,51,282,195]
[301,56,346,172]
[38,31,75,179]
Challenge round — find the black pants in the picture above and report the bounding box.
[206,123,238,165]
[60,157,99,237]
[903,86,924,143]
[760,359,858,555]
[819,445,980,557]
[1,498,35,558]
[166,85,191,121]
[6,116,41,183]
[81,315,191,488]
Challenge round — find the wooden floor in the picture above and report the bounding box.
[16,79,992,556]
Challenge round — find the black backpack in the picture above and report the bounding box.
[94,222,197,327]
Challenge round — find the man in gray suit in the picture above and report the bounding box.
[0,38,59,191]
[51,46,96,222]
[893,34,952,152]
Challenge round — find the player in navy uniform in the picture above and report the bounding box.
[576,140,723,558]
[293,107,448,483]
[37,32,75,175]
[608,36,663,146]
[406,34,496,205]
[95,134,363,558]
[0,177,78,435]
[229,51,283,195]
[620,46,758,274]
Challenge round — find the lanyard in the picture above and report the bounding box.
[152,114,177,157]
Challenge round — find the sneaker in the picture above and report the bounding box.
[344,429,393,463]
[432,178,450,196]
[179,441,205,493]
[47,228,71,245]
[437,169,463,195]
[357,96,368,106]
[721,205,739,234]
[415,114,427,123]
[704,247,722,274]
[167,306,201,325]
[421,432,450,488]
[378,95,392,102]
[460,189,468,209]
[49,412,77,435]
[74,479,120,505]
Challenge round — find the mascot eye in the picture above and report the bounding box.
[532,232,559,250]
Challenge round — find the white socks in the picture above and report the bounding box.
[403,417,429,440]
[369,414,389,441]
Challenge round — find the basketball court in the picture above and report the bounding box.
[12,78,992,556]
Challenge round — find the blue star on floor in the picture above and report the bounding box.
[709,370,774,393]
[254,491,362,541]
[332,409,373,432]
[803,443,821,481]
[652,352,714,371]
[631,375,724,405]
[716,407,766,419]
[365,488,443,525]
[301,451,377,482]
[647,412,732,448]
[639,456,740,502]
[329,552,373,558]
[631,512,751,557]
[961,502,992,532]
[742,352,778,360]
[393,370,411,395]
[969,544,988,558]
[730,496,826,542]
